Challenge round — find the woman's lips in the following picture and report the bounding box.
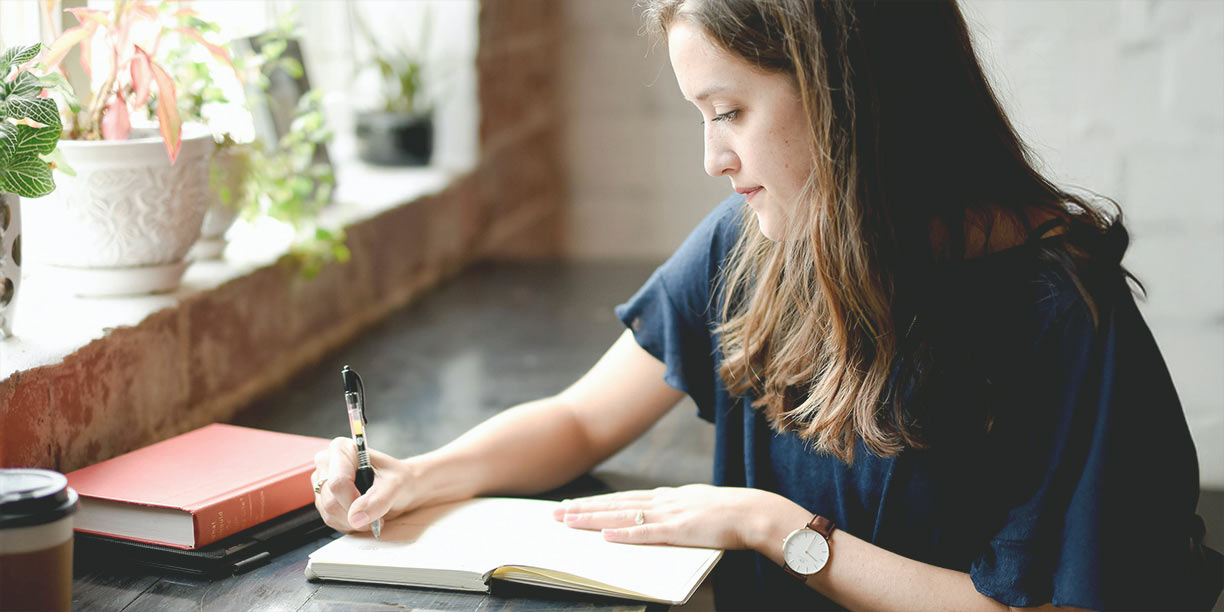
[742,187,763,203]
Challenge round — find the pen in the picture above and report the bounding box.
[342,365,381,539]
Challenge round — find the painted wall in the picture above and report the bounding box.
[559,0,1224,487]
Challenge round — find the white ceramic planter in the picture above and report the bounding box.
[23,124,213,296]
[190,143,250,260]
[1,192,20,337]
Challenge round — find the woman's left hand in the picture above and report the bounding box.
[552,484,809,553]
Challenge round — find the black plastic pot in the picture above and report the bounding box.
[355,111,433,166]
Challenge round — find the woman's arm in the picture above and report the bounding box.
[559,487,1091,612]
[314,330,685,531]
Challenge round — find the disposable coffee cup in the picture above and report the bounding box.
[0,469,79,612]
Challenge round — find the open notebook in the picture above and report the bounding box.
[304,497,722,605]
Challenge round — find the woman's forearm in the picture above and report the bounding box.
[748,493,1033,612]
[406,396,604,505]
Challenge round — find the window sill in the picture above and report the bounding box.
[1,162,457,380]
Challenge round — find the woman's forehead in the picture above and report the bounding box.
[668,20,755,102]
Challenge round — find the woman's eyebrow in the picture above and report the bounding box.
[690,84,733,102]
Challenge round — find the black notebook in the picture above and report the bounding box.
[75,505,334,578]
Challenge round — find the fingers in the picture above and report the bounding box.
[348,462,404,529]
[326,436,358,484]
[554,488,684,545]
[313,437,361,532]
[560,509,647,530]
[367,448,399,469]
[552,488,664,521]
[560,505,669,544]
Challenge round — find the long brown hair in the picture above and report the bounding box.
[642,0,1134,462]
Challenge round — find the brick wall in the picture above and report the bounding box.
[0,0,565,471]
[477,0,566,258]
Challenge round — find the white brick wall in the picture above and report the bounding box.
[560,0,1224,487]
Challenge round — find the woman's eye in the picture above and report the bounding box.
[699,110,740,125]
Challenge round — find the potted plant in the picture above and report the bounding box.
[160,7,251,260]
[242,89,347,278]
[161,11,346,274]
[165,11,307,260]
[351,6,434,166]
[22,0,230,296]
[1,42,63,337]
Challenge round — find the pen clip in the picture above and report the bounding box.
[355,369,366,423]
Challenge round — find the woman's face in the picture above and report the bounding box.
[668,20,813,242]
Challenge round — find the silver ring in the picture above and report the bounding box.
[634,510,645,525]
[313,478,328,494]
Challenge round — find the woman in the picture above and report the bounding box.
[314,1,1217,609]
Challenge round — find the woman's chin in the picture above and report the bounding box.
[755,212,784,242]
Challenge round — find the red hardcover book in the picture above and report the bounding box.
[66,424,330,549]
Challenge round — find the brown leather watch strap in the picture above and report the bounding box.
[808,514,835,539]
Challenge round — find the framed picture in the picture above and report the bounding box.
[240,34,332,179]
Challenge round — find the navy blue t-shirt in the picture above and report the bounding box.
[615,195,1205,610]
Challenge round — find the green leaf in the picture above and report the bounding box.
[3,71,42,102]
[0,121,15,162]
[3,97,61,131]
[0,156,55,198]
[40,147,75,177]
[0,43,41,76]
[333,242,351,263]
[11,124,60,157]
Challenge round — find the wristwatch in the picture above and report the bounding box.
[782,515,835,578]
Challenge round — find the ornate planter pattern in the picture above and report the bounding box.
[1,192,20,337]
[23,126,213,296]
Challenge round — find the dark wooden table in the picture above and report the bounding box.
[72,261,717,612]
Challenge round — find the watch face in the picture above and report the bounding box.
[783,528,830,575]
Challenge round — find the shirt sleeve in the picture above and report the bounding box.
[614,195,744,421]
[969,274,1203,610]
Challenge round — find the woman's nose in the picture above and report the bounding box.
[704,132,739,177]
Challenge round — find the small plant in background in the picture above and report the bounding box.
[242,90,347,277]
[0,43,62,197]
[159,9,347,274]
[348,5,438,167]
[350,5,432,116]
[41,0,234,162]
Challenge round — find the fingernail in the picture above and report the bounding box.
[351,512,370,528]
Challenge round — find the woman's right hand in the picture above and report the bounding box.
[311,437,422,533]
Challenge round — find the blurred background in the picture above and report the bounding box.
[2,0,1219,487]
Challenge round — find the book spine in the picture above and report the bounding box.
[190,466,315,548]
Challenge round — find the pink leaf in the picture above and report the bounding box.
[174,28,236,74]
[133,3,160,19]
[149,60,182,163]
[130,49,152,107]
[101,91,132,141]
[78,31,93,78]
[41,23,96,70]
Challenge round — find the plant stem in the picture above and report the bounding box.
[83,48,120,139]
